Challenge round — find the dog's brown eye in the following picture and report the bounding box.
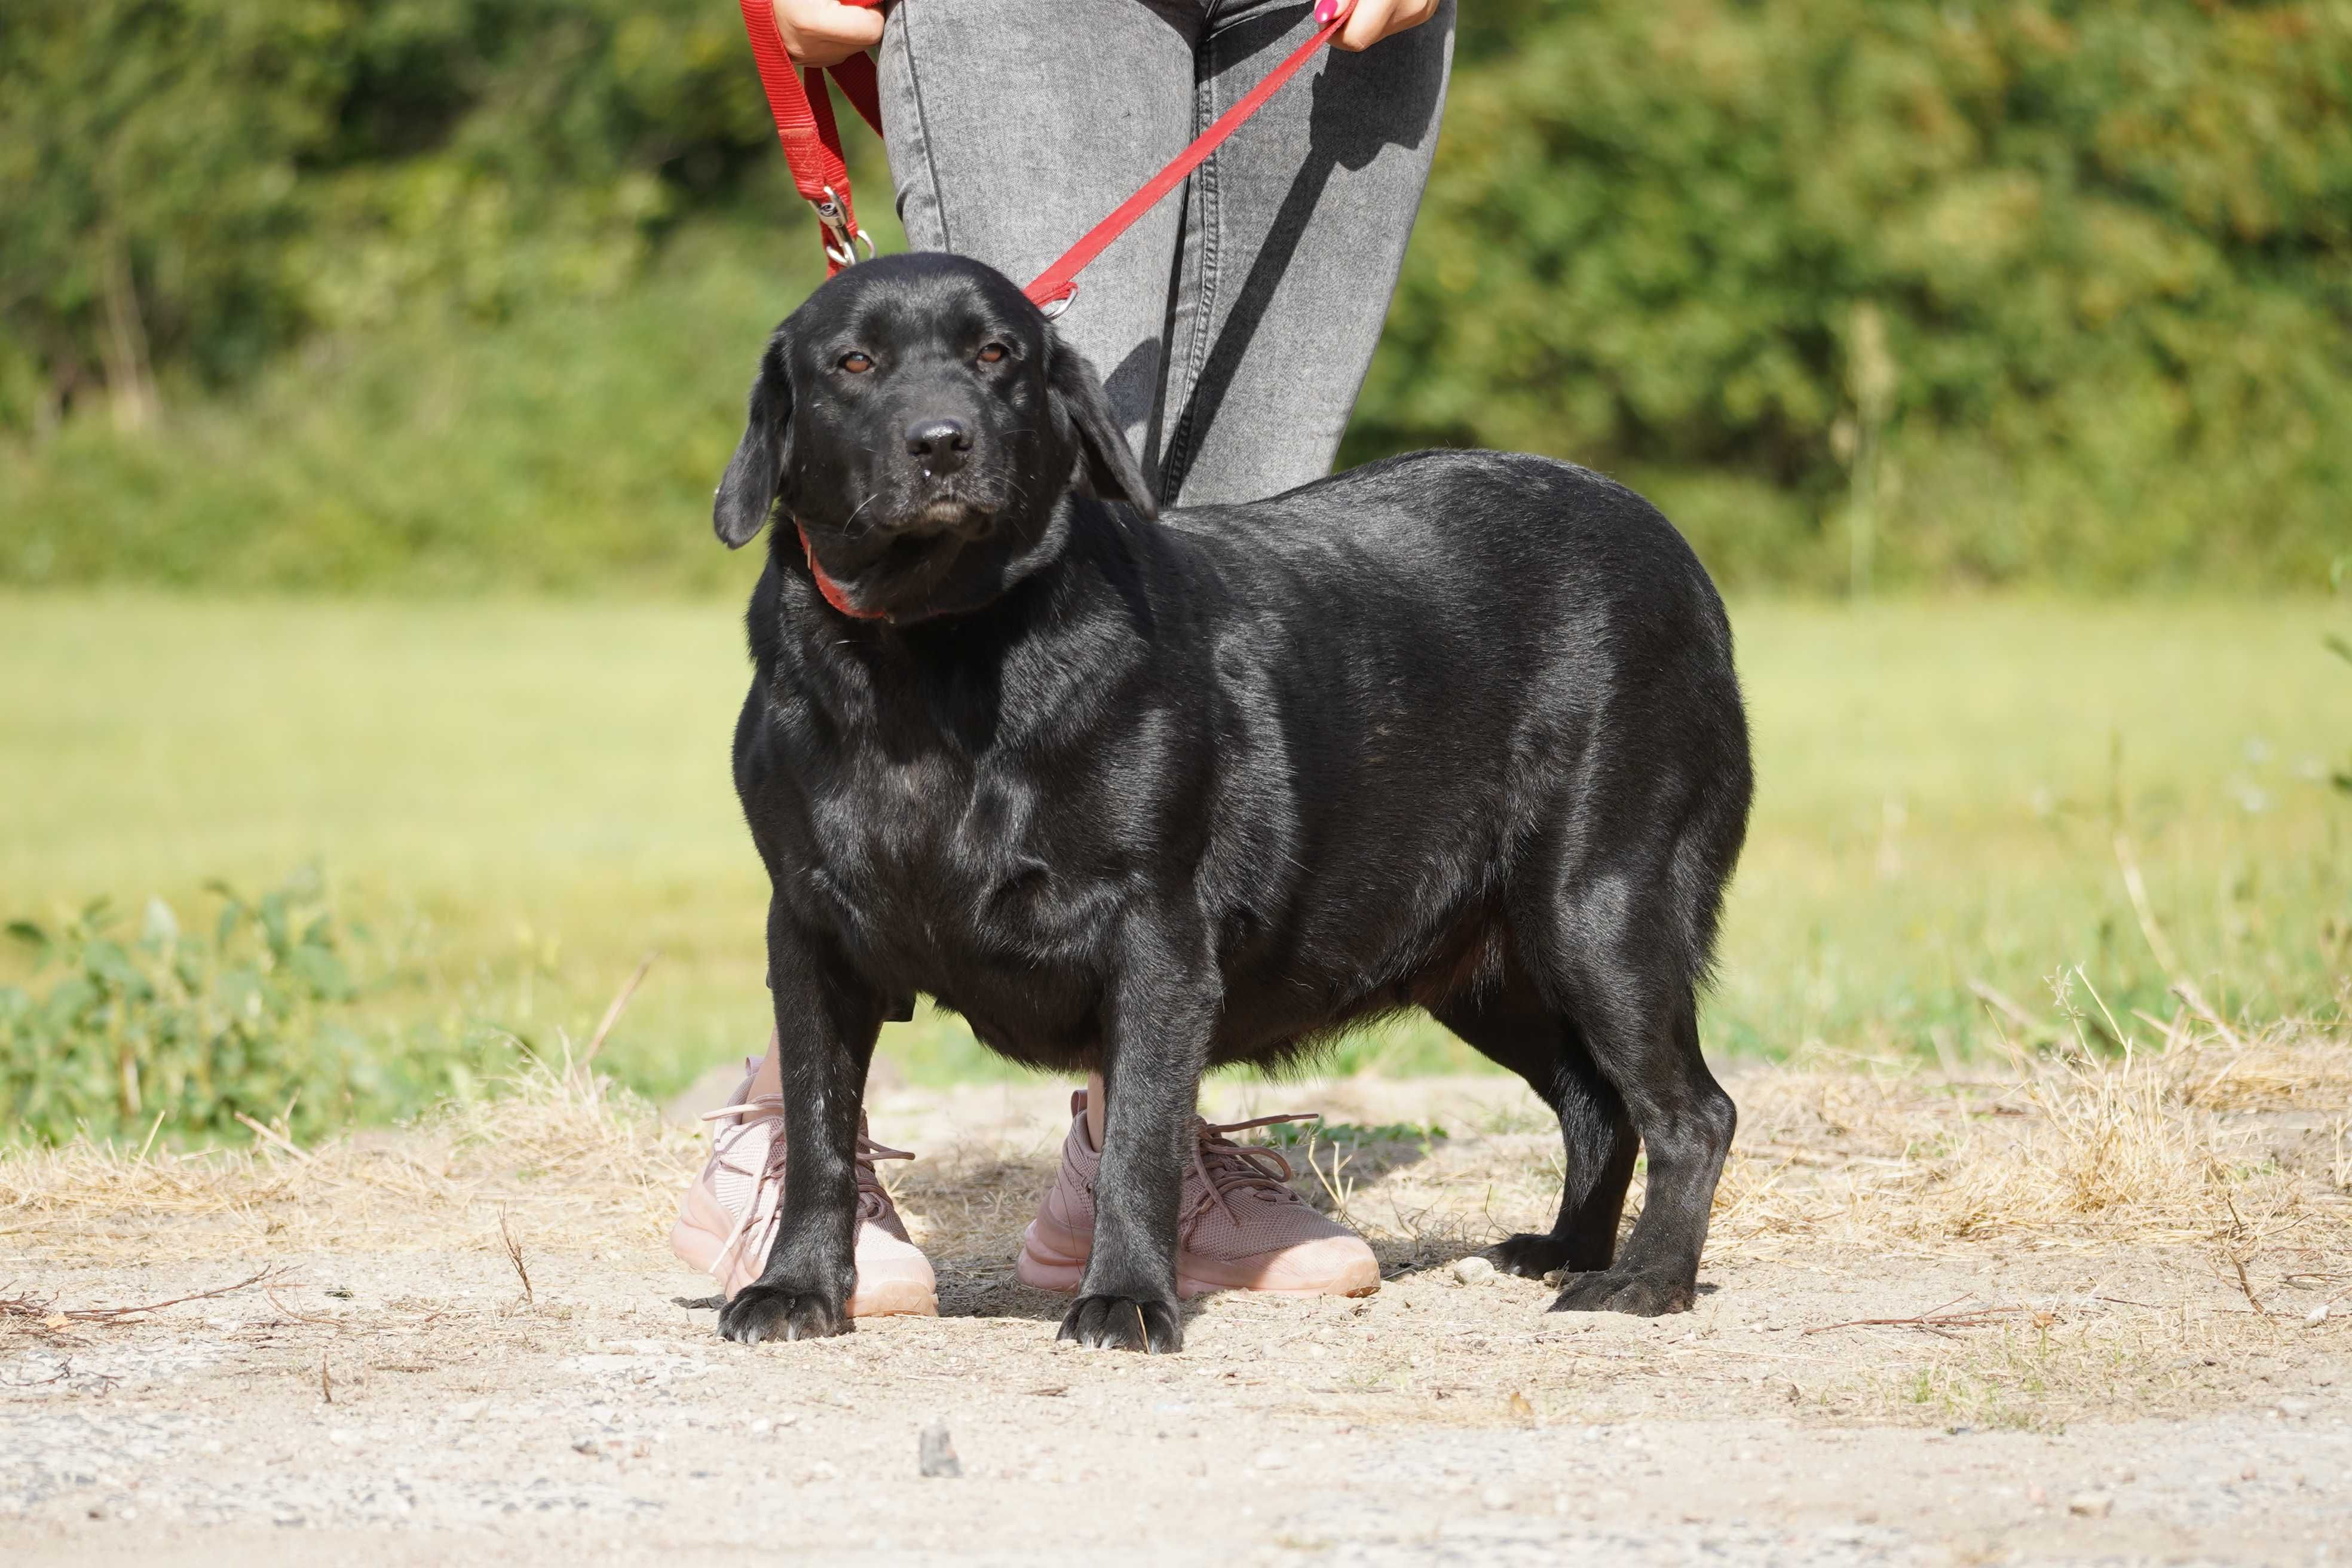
[978,342,1007,365]
[838,351,874,373]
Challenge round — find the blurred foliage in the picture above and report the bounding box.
[0,0,766,422]
[2,0,2349,590]
[1356,0,2352,587]
[1,869,516,1146]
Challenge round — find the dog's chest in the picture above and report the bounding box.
[807,750,1110,970]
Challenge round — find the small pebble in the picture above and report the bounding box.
[2307,1303,2331,1327]
[1254,1447,1288,1471]
[2276,1396,2314,1419]
[1481,1485,1511,1511]
[1452,1257,1496,1286]
[2068,1492,2114,1518]
[2026,1484,2048,1507]
[749,1417,771,1435]
[918,1423,961,1479]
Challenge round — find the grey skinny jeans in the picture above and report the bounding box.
[878,0,1454,507]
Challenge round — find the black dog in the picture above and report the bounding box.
[710,253,1751,1353]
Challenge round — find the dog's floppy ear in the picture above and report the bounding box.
[1047,330,1157,520]
[713,338,794,549]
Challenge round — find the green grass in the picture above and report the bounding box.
[2,593,2345,1108]
[0,222,822,596]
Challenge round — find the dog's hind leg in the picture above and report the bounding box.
[1505,870,1737,1318]
[1435,969,1636,1279]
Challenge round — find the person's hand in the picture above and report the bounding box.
[770,0,884,68]
[1320,0,1441,52]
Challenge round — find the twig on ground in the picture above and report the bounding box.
[134,1108,168,1163]
[2230,1254,2270,1318]
[233,1111,312,1162]
[2115,833,2245,1052]
[260,1284,341,1327]
[2218,1193,2271,1321]
[499,1209,534,1307]
[1,1264,295,1326]
[1803,1296,2029,1340]
[1,1356,76,1388]
[581,953,657,1068]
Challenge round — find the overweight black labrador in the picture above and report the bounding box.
[709,252,1752,1353]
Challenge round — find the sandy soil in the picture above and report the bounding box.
[4,1066,2347,1566]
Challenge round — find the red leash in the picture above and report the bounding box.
[1022,1,1352,311]
[736,0,887,275]
[737,0,1351,615]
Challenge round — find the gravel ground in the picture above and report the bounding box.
[4,1072,2346,1566]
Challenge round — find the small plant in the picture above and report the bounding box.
[1,869,504,1147]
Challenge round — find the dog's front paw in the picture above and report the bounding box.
[1056,1293,1182,1353]
[1490,1232,1573,1278]
[718,1281,851,1345]
[1548,1266,1695,1318]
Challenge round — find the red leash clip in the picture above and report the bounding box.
[736,0,886,278]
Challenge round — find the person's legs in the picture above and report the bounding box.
[878,0,1453,502]
[1156,0,1454,506]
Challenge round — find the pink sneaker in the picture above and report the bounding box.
[1015,1092,1381,1298]
[669,1059,938,1316]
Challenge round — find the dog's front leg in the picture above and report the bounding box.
[1058,918,1216,1355]
[717,903,883,1345]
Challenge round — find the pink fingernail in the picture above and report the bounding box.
[1313,0,1341,22]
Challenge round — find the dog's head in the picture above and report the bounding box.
[713,253,1155,621]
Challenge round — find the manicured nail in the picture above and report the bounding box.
[1313,0,1342,22]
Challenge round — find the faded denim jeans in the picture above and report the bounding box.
[879,0,1454,507]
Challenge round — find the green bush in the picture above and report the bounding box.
[0,0,776,424]
[2,0,2348,591]
[1352,0,2352,590]
[1,871,512,1146]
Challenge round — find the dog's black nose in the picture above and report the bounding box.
[905,417,974,473]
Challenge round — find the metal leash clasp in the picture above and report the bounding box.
[813,186,875,270]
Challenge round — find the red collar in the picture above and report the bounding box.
[795,523,888,621]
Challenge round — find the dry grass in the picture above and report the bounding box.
[0,1042,702,1265]
[1706,1012,2352,1261]
[5,1010,2346,1307]
[4,1013,2345,1438]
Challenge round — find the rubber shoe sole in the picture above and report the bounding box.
[1015,1212,1380,1300]
[672,1177,938,1318]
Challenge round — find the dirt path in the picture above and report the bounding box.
[5,1058,2347,1565]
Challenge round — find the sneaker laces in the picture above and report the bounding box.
[1184,1111,1319,1231]
[700,1097,914,1270]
